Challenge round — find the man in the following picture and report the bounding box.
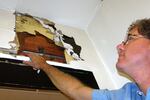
[23,18,150,100]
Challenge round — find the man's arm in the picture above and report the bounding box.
[23,53,93,100]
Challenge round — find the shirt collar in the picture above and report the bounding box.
[133,82,144,96]
[134,83,150,97]
[146,88,150,95]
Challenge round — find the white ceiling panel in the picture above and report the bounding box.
[0,0,101,29]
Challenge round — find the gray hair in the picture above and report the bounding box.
[128,18,150,39]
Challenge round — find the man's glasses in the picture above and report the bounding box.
[122,34,145,45]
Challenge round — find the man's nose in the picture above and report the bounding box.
[116,42,125,53]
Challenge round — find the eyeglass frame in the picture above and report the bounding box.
[122,34,146,45]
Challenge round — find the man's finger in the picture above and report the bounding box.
[23,60,33,66]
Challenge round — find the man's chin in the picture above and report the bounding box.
[116,60,127,72]
[116,61,123,71]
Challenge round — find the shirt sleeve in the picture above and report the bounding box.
[92,89,110,100]
[92,82,140,100]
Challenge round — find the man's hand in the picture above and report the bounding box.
[23,53,46,70]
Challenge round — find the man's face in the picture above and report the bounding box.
[116,27,150,74]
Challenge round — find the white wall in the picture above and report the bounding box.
[0,9,15,49]
[87,0,150,89]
